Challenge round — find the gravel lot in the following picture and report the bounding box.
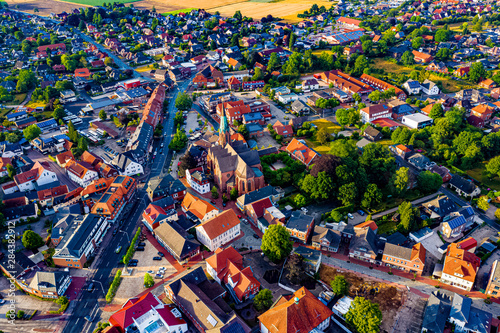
[419,228,445,261]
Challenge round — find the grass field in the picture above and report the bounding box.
[162,8,196,15]
[0,107,13,118]
[25,101,46,108]
[57,0,139,5]
[6,93,27,106]
[303,119,339,154]
[372,58,475,93]
[467,162,500,191]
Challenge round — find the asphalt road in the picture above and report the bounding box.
[62,77,194,333]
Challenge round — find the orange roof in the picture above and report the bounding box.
[285,138,318,166]
[421,103,434,115]
[231,133,246,144]
[206,246,242,280]
[410,243,426,263]
[74,68,91,77]
[258,287,333,333]
[14,169,38,185]
[55,151,74,165]
[472,104,494,114]
[480,78,495,87]
[0,157,11,172]
[81,177,114,196]
[337,17,362,27]
[354,220,378,231]
[142,203,167,227]
[181,192,218,220]
[227,76,241,85]
[412,50,433,62]
[443,243,480,283]
[396,144,411,153]
[37,185,68,201]
[227,58,239,67]
[196,209,240,240]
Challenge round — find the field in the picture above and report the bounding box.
[372,58,475,93]
[162,8,196,15]
[133,0,248,16]
[303,119,339,154]
[467,162,500,191]
[320,265,403,332]
[6,0,92,16]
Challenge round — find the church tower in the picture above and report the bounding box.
[218,102,230,146]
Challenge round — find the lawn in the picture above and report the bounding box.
[135,65,154,73]
[0,107,13,118]
[25,101,46,108]
[303,119,340,154]
[162,8,196,15]
[376,220,398,235]
[467,162,500,191]
[57,0,140,5]
[6,93,27,106]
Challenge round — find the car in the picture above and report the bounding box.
[253,234,259,239]
[136,246,145,251]
[244,220,249,225]
[237,215,242,218]
[112,229,118,236]
[155,274,164,279]
[347,213,354,219]
[138,242,146,247]
[222,202,226,207]
[301,207,308,213]
[87,283,94,292]
[84,315,93,322]
[115,246,122,254]
[160,142,164,148]
[128,262,137,267]
[0,299,5,305]
[159,267,166,271]
[210,199,216,204]
[147,270,154,274]
[129,259,138,264]
[357,210,365,216]
[158,252,164,257]
[153,256,162,261]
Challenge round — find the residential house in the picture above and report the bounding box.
[195,209,240,251]
[429,165,452,183]
[421,79,440,95]
[272,121,294,138]
[402,113,434,129]
[412,50,433,63]
[285,138,319,167]
[66,160,99,187]
[14,161,58,192]
[382,243,426,275]
[363,126,382,141]
[360,104,392,123]
[181,192,219,222]
[485,260,500,297]
[286,211,315,244]
[349,226,383,264]
[154,219,200,262]
[90,175,137,224]
[403,80,422,95]
[206,247,260,303]
[441,243,480,291]
[185,167,210,195]
[449,175,480,198]
[294,246,322,274]
[147,174,186,203]
[422,195,458,220]
[37,185,68,208]
[440,206,475,238]
[471,104,494,121]
[311,226,341,253]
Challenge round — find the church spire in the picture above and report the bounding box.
[218,102,230,146]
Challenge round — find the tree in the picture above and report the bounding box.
[175,92,193,110]
[401,50,415,66]
[178,152,197,177]
[52,106,65,120]
[417,171,443,193]
[67,121,78,142]
[104,57,113,66]
[330,210,343,222]
[352,93,361,103]
[169,128,188,151]
[311,154,341,178]
[435,29,450,43]
[478,196,490,212]
[331,275,349,296]
[301,172,335,200]
[338,182,357,206]
[361,183,382,209]
[469,62,486,83]
[398,201,418,233]
[267,52,280,71]
[261,224,292,263]
[144,273,154,288]
[487,156,500,178]
[253,289,273,312]
[495,208,500,221]
[230,187,238,201]
[252,67,263,81]
[22,230,44,250]
[429,103,444,119]
[16,69,37,92]
[391,167,410,196]
[353,55,368,76]
[294,193,307,207]
[211,186,219,199]
[412,37,423,50]
[5,163,16,179]
[99,109,107,121]
[317,127,330,145]
[23,124,41,142]
[16,310,25,319]
[368,90,381,103]
[345,297,382,333]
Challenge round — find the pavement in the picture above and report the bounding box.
[27,150,78,191]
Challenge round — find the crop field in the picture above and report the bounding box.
[134,0,248,15]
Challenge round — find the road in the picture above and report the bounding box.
[62,77,194,333]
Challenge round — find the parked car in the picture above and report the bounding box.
[138,242,146,247]
[159,267,166,271]
[222,202,226,207]
[136,246,145,251]
[237,215,242,218]
[87,283,94,292]
[347,213,354,219]
[112,229,118,236]
[129,259,138,264]
[253,234,259,239]
[158,252,164,257]
[115,246,122,254]
[147,270,154,274]
[155,274,164,279]
[84,315,93,322]
[357,210,365,216]
[153,256,162,261]
[128,262,137,267]
[301,207,308,213]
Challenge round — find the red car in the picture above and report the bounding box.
[237,215,242,218]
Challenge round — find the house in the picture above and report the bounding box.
[449,175,480,198]
[360,74,407,100]
[245,197,274,226]
[147,174,186,203]
[52,214,108,268]
[412,50,433,63]
[363,125,382,141]
[236,185,283,212]
[109,293,188,333]
[154,220,200,262]
[421,79,440,95]
[382,243,426,276]
[360,104,392,123]
[286,211,315,244]
[441,243,480,291]
[485,260,500,297]
[407,153,431,171]
[422,195,458,220]
[26,271,71,299]
[301,79,320,91]
[349,226,383,264]
[311,226,341,252]
[277,93,299,104]
[165,267,250,333]
[14,161,58,191]
[422,291,492,333]
[258,287,333,333]
[227,76,241,90]
[181,192,219,222]
[479,78,496,89]
[195,209,240,251]
[454,67,470,77]
[0,157,12,177]
[285,138,319,167]
[429,165,452,183]
[90,175,137,224]
[441,213,469,239]
[388,99,414,120]
[471,104,494,121]
[272,121,294,138]
[293,246,322,274]
[37,185,68,208]
[291,100,310,114]
[185,167,210,194]
[206,247,260,303]
[337,17,362,29]
[402,113,434,129]
[142,204,176,231]
[66,160,98,187]
[3,203,38,223]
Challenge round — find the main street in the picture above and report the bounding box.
[62,77,194,333]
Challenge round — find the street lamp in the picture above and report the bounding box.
[119,230,130,243]
[91,280,105,295]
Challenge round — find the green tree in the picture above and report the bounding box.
[178,151,196,177]
[316,127,330,145]
[23,124,42,142]
[401,50,415,66]
[330,210,343,222]
[294,193,307,207]
[391,167,410,196]
[7,164,16,179]
[352,93,361,103]
[144,273,154,288]
[353,55,368,76]
[398,201,418,233]
[230,187,238,201]
[301,172,335,200]
[361,183,382,209]
[368,90,381,103]
[253,289,273,312]
[261,224,292,263]
[417,171,443,193]
[16,69,37,92]
[22,230,44,250]
[429,103,444,119]
[267,52,280,71]
[175,92,193,111]
[495,208,500,220]
[478,196,490,212]
[211,186,219,199]
[469,62,486,83]
[412,37,424,50]
[345,297,382,333]
[487,156,500,178]
[16,310,25,319]
[338,182,357,206]
[99,109,107,121]
[52,106,65,120]
[330,275,349,296]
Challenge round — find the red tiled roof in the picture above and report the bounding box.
[196,209,240,240]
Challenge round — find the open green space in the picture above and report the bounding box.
[0,107,13,118]
[162,8,196,15]
[58,0,140,5]
[6,93,27,106]
[304,119,340,154]
[467,162,500,191]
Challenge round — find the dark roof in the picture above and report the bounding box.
[0,251,36,279]
[3,203,37,220]
[237,185,278,206]
[386,232,407,245]
[422,291,452,333]
[29,271,70,293]
[155,220,200,260]
[423,196,458,217]
[287,211,314,233]
[147,174,186,199]
[450,175,477,195]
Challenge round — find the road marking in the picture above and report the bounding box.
[84,301,88,307]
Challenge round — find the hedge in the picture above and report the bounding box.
[105,270,122,303]
[123,228,141,265]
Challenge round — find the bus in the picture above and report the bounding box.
[95,128,105,137]
[71,118,83,125]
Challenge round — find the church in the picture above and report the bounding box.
[207,105,266,195]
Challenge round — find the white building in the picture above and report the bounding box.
[421,79,440,95]
[66,162,99,187]
[185,168,210,194]
[14,161,58,192]
[402,113,434,129]
[277,93,299,104]
[195,210,240,251]
[403,80,422,95]
[112,154,144,176]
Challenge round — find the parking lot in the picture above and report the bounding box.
[231,218,262,250]
[419,228,445,261]
[111,240,176,304]
[90,143,122,163]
